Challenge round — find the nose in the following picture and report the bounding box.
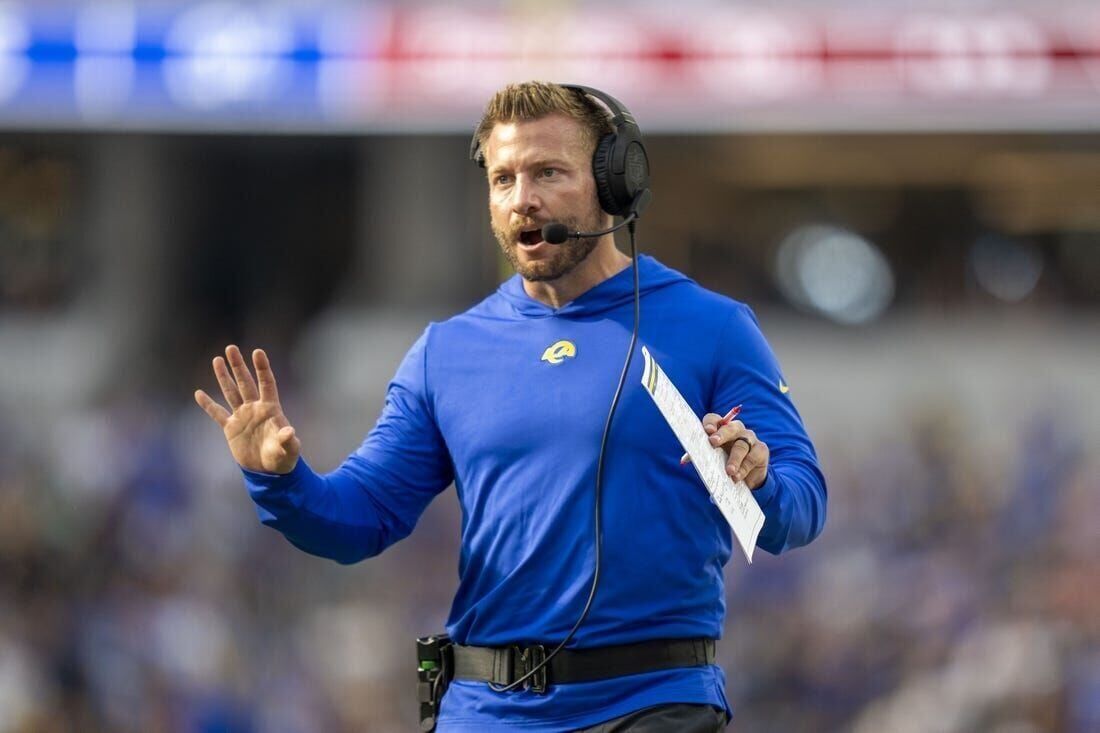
[511,176,541,217]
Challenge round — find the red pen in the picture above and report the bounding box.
[681,405,742,465]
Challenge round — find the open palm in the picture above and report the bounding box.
[194,345,300,474]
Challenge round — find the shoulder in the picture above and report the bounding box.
[643,258,755,324]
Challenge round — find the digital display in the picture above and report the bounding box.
[0,2,1098,132]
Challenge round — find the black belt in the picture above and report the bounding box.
[452,638,716,694]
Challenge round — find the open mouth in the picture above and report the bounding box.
[519,228,544,246]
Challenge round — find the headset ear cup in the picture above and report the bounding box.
[591,133,623,216]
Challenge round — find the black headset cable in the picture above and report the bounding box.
[490,219,641,693]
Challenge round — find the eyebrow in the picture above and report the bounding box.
[530,157,571,168]
[488,157,573,177]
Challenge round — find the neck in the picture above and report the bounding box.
[523,237,632,309]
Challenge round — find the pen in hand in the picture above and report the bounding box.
[680,405,742,465]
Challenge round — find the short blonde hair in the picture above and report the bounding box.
[472,81,614,164]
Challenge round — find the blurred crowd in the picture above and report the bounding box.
[727,404,1099,733]
[1,340,1096,733]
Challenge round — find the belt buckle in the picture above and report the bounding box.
[521,644,548,694]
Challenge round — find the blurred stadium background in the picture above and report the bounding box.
[1,1,1098,731]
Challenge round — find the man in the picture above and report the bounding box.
[194,82,826,732]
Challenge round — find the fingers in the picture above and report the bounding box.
[691,412,771,488]
[264,424,300,474]
[690,407,743,466]
[226,345,260,402]
[708,419,748,447]
[742,464,768,490]
[194,389,231,427]
[253,348,281,404]
[708,420,770,483]
[210,345,277,414]
[701,413,723,435]
[213,356,243,409]
[728,438,768,485]
[272,427,295,459]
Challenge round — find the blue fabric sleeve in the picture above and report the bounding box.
[709,305,827,554]
[241,328,455,564]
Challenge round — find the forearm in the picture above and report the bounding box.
[752,457,827,555]
[243,455,416,565]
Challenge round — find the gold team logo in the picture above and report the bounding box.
[541,340,576,365]
[779,379,791,394]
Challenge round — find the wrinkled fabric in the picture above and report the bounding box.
[243,255,827,730]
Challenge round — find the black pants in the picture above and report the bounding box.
[575,703,727,732]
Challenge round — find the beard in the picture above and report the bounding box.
[493,202,606,283]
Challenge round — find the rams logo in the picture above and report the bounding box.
[541,340,576,365]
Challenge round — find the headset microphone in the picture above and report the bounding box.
[542,191,653,244]
[541,217,628,245]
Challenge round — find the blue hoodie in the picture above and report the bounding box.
[243,255,827,731]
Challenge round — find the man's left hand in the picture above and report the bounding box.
[701,413,770,490]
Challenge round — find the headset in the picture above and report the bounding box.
[470,84,651,693]
[469,84,652,219]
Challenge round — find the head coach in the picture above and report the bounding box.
[194,81,827,732]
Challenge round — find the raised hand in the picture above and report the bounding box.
[194,345,301,474]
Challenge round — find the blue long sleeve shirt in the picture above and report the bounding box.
[243,255,827,731]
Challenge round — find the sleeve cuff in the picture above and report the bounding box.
[241,457,314,508]
[751,469,779,510]
[241,456,308,482]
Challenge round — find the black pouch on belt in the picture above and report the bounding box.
[416,633,454,732]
